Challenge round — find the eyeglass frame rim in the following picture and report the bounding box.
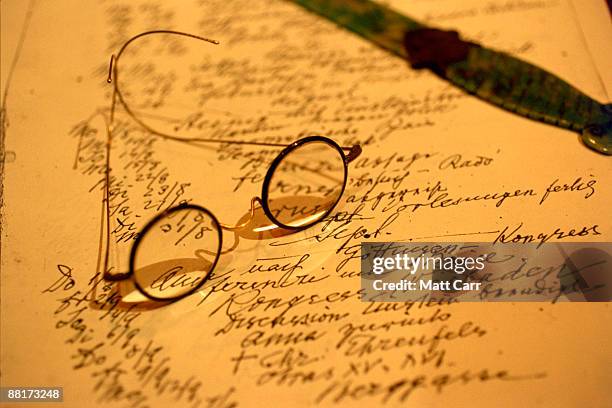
[128,202,224,302]
[260,135,350,230]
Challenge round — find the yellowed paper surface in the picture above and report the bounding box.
[1,0,611,407]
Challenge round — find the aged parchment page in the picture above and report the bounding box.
[1,0,611,407]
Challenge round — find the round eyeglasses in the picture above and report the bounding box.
[102,31,362,302]
[120,136,360,302]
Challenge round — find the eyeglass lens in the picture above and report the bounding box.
[265,140,346,228]
[131,205,221,300]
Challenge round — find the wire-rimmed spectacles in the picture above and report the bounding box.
[102,30,362,302]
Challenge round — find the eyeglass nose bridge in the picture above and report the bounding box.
[219,196,263,231]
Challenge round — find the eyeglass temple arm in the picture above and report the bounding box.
[107,55,116,83]
[177,137,363,159]
[107,54,362,160]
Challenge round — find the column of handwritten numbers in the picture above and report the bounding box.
[127,154,191,214]
[161,208,213,246]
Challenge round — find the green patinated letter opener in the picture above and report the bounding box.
[289,0,612,155]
